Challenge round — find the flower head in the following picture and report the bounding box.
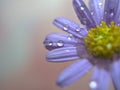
[44,0,120,90]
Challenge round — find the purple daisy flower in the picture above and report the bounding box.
[44,0,120,90]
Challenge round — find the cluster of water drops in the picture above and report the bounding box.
[62,23,88,38]
[44,34,74,50]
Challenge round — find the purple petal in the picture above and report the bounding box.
[53,17,88,38]
[56,59,93,87]
[73,0,96,28]
[76,44,88,58]
[114,1,120,25]
[104,0,119,24]
[110,60,120,90]
[44,33,83,50]
[89,0,104,25]
[89,67,110,90]
[46,47,80,62]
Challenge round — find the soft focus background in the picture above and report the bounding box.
[0,0,114,90]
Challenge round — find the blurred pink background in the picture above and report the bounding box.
[0,0,114,90]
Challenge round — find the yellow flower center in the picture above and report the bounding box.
[85,21,120,59]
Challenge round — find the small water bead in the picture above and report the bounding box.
[57,40,64,47]
[47,41,53,46]
[75,28,85,36]
[98,2,102,6]
[76,28,80,32]
[105,8,114,18]
[44,40,53,46]
[100,23,102,26]
[91,11,94,15]
[110,12,114,17]
[89,81,97,89]
[80,6,84,10]
[63,27,68,31]
[67,34,73,41]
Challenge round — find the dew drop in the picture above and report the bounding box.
[80,6,84,10]
[67,34,73,40]
[98,2,102,6]
[76,28,80,32]
[110,12,114,17]
[100,23,102,26]
[57,40,64,47]
[89,81,97,89]
[91,11,94,15]
[63,27,68,31]
[48,41,53,46]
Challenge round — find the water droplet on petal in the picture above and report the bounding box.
[100,23,102,26]
[48,41,53,46]
[76,28,80,32]
[98,2,102,6]
[91,11,94,15]
[63,27,68,31]
[110,12,114,17]
[67,34,73,40]
[80,7,84,10]
[89,81,97,89]
[57,40,64,47]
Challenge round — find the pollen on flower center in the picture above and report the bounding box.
[84,21,120,59]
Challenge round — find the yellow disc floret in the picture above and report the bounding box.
[85,21,120,59]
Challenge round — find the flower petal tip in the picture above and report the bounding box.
[56,80,65,88]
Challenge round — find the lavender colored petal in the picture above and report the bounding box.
[89,67,110,90]
[56,59,93,87]
[89,0,104,25]
[46,47,80,62]
[104,0,119,24]
[114,1,120,25]
[76,44,88,58]
[110,60,120,90]
[53,17,88,38]
[73,0,96,28]
[44,33,83,50]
